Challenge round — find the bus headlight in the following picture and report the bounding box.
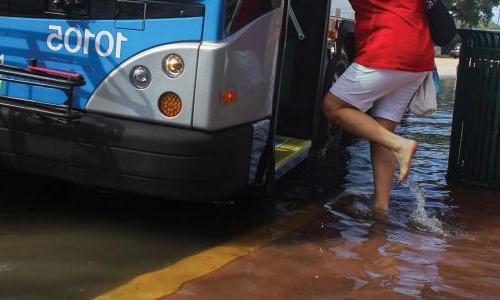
[130,65,151,89]
[163,54,184,78]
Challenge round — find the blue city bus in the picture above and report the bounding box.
[0,0,354,201]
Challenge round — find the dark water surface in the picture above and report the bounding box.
[0,177,279,299]
[2,78,500,299]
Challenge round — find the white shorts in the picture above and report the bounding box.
[330,63,428,122]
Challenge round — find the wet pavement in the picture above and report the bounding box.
[2,78,500,299]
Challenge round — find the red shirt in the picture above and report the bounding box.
[349,0,435,72]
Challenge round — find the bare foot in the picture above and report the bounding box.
[393,139,417,184]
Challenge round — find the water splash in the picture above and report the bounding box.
[328,181,458,238]
[329,144,457,237]
[405,179,448,236]
[351,154,450,236]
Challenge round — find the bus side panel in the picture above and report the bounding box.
[201,0,225,41]
[192,9,283,131]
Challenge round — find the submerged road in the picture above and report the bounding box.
[2,58,500,300]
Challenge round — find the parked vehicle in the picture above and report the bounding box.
[450,43,461,58]
[0,0,355,201]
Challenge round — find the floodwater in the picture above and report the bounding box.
[166,78,500,299]
[1,78,500,299]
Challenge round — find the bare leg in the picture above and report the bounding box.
[371,118,397,212]
[323,92,417,183]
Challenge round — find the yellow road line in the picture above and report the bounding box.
[95,204,321,300]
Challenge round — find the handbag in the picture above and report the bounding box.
[409,70,438,117]
[425,0,457,47]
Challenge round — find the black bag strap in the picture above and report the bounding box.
[426,0,457,47]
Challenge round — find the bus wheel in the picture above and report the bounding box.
[314,50,350,158]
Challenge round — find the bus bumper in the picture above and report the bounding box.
[0,110,254,201]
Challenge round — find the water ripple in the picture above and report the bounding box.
[318,78,500,298]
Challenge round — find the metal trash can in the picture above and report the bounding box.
[448,29,500,188]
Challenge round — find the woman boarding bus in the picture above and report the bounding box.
[0,0,355,201]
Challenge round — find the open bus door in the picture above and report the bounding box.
[261,0,355,193]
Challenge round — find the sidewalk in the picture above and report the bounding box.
[435,57,459,78]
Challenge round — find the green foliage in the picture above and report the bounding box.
[443,0,500,27]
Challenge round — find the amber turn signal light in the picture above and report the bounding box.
[221,90,238,104]
[158,92,182,117]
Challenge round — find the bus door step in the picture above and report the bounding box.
[274,136,311,179]
[0,63,85,122]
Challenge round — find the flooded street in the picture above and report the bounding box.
[2,75,500,299]
[165,78,500,299]
[0,180,277,299]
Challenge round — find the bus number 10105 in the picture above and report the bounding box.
[46,25,128,59]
